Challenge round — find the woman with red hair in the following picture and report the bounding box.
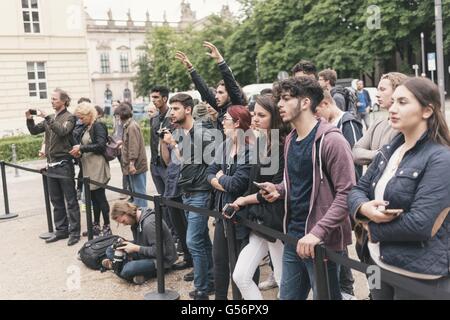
[207,105,254,300]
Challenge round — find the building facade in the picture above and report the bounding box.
[0,0,91,136]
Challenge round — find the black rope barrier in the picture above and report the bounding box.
[3,161,450,300]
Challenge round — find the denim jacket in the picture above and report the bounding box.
[348,132,450,275]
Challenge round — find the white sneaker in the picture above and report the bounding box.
[258,272,278,291]
[341,292,357,300]
[133,275,146,285]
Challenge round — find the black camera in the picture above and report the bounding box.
[112,238,126,274]
[28,109,37,115]
[157,127,171,139]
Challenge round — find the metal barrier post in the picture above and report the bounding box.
[144,195,180,300]
[83,177,94,240]
[0,161,18,220]
[313,244,331,300]
[11,144,19,177]
[39,173,54,239]
[225,218,242,300]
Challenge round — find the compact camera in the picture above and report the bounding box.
[157,127,172,139]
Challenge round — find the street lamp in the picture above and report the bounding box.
[435,0,446,114]
[421,32,426,76]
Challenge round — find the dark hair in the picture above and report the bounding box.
[121,101,133,111]
[151,86,169,98]
[291,60,318,78]
[260,88,273,96]
[169,93,194,109]
[54,88,71,107]
[115,103,133,121]
[318,69,337,86]
[77,97,91,104]
[94,105,104,117]
[401,77,450,146]
[255,95,291,139]
[216,80,248,106]
[274,77,324,113]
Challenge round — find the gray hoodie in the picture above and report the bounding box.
[131,208,177,269]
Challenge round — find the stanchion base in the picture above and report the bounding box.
[0,213,18,220]
[144,290,180,301]
[39,232,54,240]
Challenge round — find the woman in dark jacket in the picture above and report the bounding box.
[348,77,450,300]
[70,102,111,236]
[229,95,290,300]
[207,105,253,300]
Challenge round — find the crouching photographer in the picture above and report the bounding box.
[101,201,178,285]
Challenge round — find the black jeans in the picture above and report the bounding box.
[91,188,110,225]
[339,249,355,295]
[47,161,80,237]
[167,196,191,262]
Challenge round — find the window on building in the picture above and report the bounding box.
[27,62,47,99]
[100,53,110,73]
[22,0,40,33]
[120,53,130,73]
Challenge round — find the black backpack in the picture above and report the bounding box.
[332,86,358,115]
[78,235,121,270]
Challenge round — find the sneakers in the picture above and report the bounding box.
[132,275,146,285]
[176,240,184,256]
[341,292,357,300]
[258,271,278,291]
[101,259,113,270]
[183,271,194,282]
[189,284,215,298]
[191,290,209,300]
[82,223,101,237]
[101,224,112,236]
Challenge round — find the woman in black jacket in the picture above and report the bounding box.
[348,77,450,300]
[230,95,290,300]
[207,105,254,300]
[70,103,111,236]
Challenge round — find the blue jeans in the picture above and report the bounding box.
[280,238,342,300]
[182,191,213,292]
[106,246,156,282]
[128,172,147,208]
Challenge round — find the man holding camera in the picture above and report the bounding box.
[102,201,177,284]
[26,88,81,246]
[161,93,215,300]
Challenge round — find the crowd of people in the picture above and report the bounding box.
[25,40,450,300]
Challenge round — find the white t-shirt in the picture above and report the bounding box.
[370,144,442,280]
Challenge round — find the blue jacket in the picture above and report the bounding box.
[348,132,450,275]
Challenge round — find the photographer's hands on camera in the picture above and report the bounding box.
[25,109,47,120]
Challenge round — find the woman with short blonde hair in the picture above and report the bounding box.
[70,102,111,236]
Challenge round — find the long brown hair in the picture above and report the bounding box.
[402,77,450,146]
[110,201,138,221]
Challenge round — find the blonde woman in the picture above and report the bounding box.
[70,102,111,236]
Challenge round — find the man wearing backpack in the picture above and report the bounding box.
[318,69,357,115]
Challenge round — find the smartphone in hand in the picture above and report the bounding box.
[380,209,403,216]
[222,203,236,219]
[253,181,270,193]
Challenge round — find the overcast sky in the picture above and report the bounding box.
[83,0,242,22]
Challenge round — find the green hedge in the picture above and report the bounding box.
[0,134,44,162]
[0,121,151,162]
